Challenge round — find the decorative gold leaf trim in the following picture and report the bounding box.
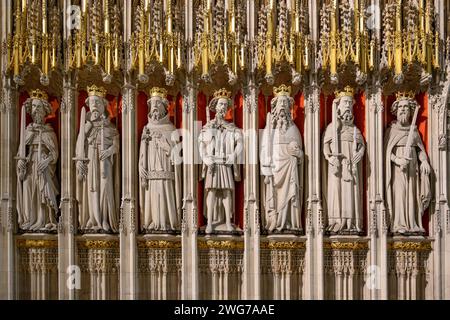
[16,239,58,248]
[388,241,432,251]
[77,240,119,249]
[260,241,306,250]
[137,240,182,249]
[323,242,369,250]
[198,240,244,250]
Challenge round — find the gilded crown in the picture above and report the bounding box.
[213,88,232,100]
[29,89,48,101]
[396,91,415,101]
[87,85,107,98]
[149,87,168,99]
[335,86,355,99]
[273,84,291,97]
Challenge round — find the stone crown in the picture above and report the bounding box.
[150,87,168,99]
[335,86,354,99]
[87,85,107,98]
[273,84,291,97]
[29,89,48,101]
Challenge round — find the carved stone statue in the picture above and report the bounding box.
[138,87,182,232]
[75,85,120,233]
[16,90,59,231]
[322,87,365,234]
[260,85,304,233]
[198,88,243,234]
[384,92,431,235]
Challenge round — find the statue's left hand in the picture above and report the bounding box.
[226,154,235,165]
[287,141,301,157]
[352,150,363,165]
[420,161,431,175]
[100,148,114,160]
[37,157,51,174]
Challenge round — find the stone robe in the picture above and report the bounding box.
[260,122,303,231]
[322,123,365,232]
[76,118,120,232]
[384,121,431,234]
[16,123,59,230]
[139,115,181,231]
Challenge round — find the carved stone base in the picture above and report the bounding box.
[198,226,244,236]
[141,229,181,235]
[17,229,57,235]
[391,231,426,237]
[325,229,365,237]
[78,229,119,235]
[261,229,304,236]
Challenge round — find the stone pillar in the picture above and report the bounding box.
[58,0,78,300]
[366,85,388,300]
[0,0,17,299]
[303,0,324,300]
[242,0,260,300]
[242,82,260,299]
[58,75,77,300]
[180,1,199,299]
[428,77,449,300]
[181,80,199,300]
[119,0,138,299]
[303,84,323,300]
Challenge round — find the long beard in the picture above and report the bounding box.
[398,113,410,125]
[150,112,160,122]
[272,118,289,132]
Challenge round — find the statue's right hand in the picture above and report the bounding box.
[264,176,271,185]
[17,159,27,172]
[329,156,341,168]
[76,161,88,178]
[139,167,150,180]
[394,157,409,168]
[203,155,215,166]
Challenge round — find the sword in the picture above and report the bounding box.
[73,107,90,172]
[403,103,420,161]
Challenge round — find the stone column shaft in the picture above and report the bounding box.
[120,0,138,299]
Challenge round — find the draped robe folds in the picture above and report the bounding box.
[139,115,181,231]
[198,119,242,225]
[384,121,431,234]
[76,118,120,232]
[16,123,59,230]
[322,123,364,232]
[260,123,303,231]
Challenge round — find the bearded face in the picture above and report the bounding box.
[271,107,290,132]
[149,98,164,121]
[215,98,228,120]
[87,96,106,122]
[31,99,46,124]
[396,101,411,125]
[339,109,354,126]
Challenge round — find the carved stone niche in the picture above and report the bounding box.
[387,239,432,300]
[260,238,306,300]
[323,240,369,300]
[16,237,59,300]
[77,236,120,300]
[136,237,182,300]
[198,238,244,300]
